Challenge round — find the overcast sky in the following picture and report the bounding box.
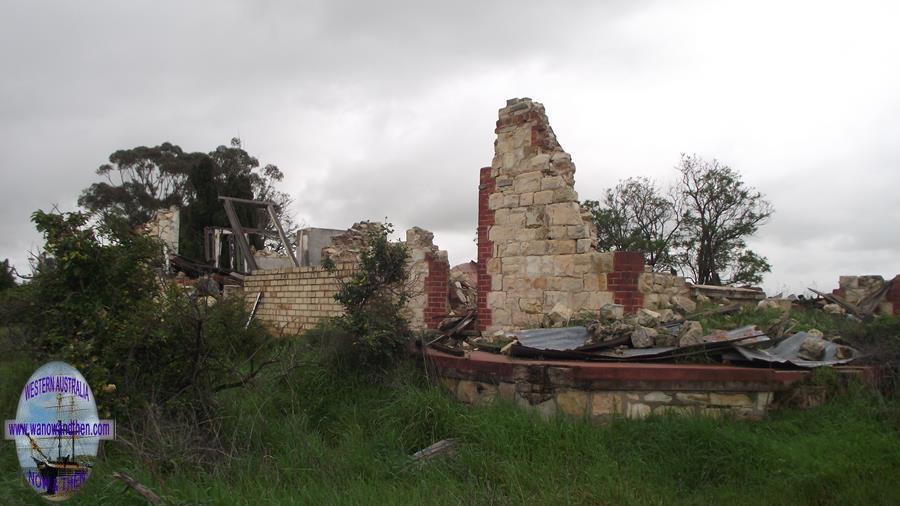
[2,0,898,294]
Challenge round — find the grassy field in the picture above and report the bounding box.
[2,336,900,505]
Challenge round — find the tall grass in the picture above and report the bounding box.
[3,334,900,504]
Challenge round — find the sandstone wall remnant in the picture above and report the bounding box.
[477,98,646,333]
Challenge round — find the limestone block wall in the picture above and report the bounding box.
[478,98,649,333]
[833,274,899,315]
[405,227,450,331]
[638,271,691,310]
[242,264,352,335]
[442,378,773,421]
[142,205,180,254]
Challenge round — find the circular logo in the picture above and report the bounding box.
[8,362,113,501]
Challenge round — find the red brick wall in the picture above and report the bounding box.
[890,275,900,316]
[476,166,495,332]
[610,251,645,315]
[424,253,450,329]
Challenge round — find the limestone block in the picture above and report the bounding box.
[591,392,621,417]
[515,228,538,242]
[675,392,709,404]
[519,193,534,206]
[583,273,607,291]
[491,276,503,291]
[627,402,652,419]
[556,390,589,417]
[519,298,543,314]
[528,153,551,170]
[540,256,556,275]
[492,307,511,324]
[560,277,584,291]
[488,193,504,210]
[457,381,498,405]
[593,252,615,273]
[540,176,565,190]
[552,187,578,203]
[677,321,705,347]
[553,255,576,276]
[502,194,520,208]
[498,382,516,401]
[643,392,673,403]
[486,257,502,274]
[599,303,624,321]
[548,225,568,240]
[489,225,515,242]
[525,256,542,275]
[709,393,753,407]
[673,295,697,314]
[547,240,576,255]
[533,190,554,205]
[523,240,550,256]
[576,238,592,253]
[636,308,662,327]
[543,291,571,309]
[526,210,545,228]
[486,291,506,308]
[568,224,591,239]
[586,292,614,309]
[631,326,657,348]
[513,171,542,193]
[508,209,526,226]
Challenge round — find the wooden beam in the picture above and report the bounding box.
[222,198,258,272]
[268,204,299,267]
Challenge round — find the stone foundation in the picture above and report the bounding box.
[426,348,820,420]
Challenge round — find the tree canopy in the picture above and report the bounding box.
[586,154,773,286]
[78,138,296,261]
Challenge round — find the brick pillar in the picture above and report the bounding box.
[610,251,645,315]
[423,252,450,329]
[476,166,496,332]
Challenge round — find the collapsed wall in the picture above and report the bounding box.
[477,98,646,333]
[242,223,450,335]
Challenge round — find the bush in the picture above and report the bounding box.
[322,221,411,371]
[2,210,282,421]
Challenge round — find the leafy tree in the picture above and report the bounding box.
[583,177,681,269]
[321,221,411,370]
[0,259,16,291]
[78,138,297,262]
[676,154,773,285]
[587,155,773,286]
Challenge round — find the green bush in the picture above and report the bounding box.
[2,210,281,420]
[322,221,411,371]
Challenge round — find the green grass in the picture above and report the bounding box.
[3,333,900,504]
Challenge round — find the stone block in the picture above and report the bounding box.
[489,225,514,242]
[533,190,554,205]
[553,255,576,276]
[556,390,589,417]
[519,298,543,314]
[627,402,652,419]
[709,393,753,407]
[513,171,542,193]
[523,240,550,256]
[631,326,658,348]
[486,291,506,307]
[643,391,673,403]
[560,277,584,291]
[591,392,621,417]
[540,176,565,190]
[553,187,578,203]
[575,238,592,253]
[519,192,534,206]
[457,381,498,405]
[583,273,607,291]
[547,240,576,255]
[547,203,582,225]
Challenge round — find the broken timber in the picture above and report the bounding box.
[219,196,299,272]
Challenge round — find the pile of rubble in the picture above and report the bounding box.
[425,300,860,369]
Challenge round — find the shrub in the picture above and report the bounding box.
[2,210,282,420]
[322,221,411,371]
